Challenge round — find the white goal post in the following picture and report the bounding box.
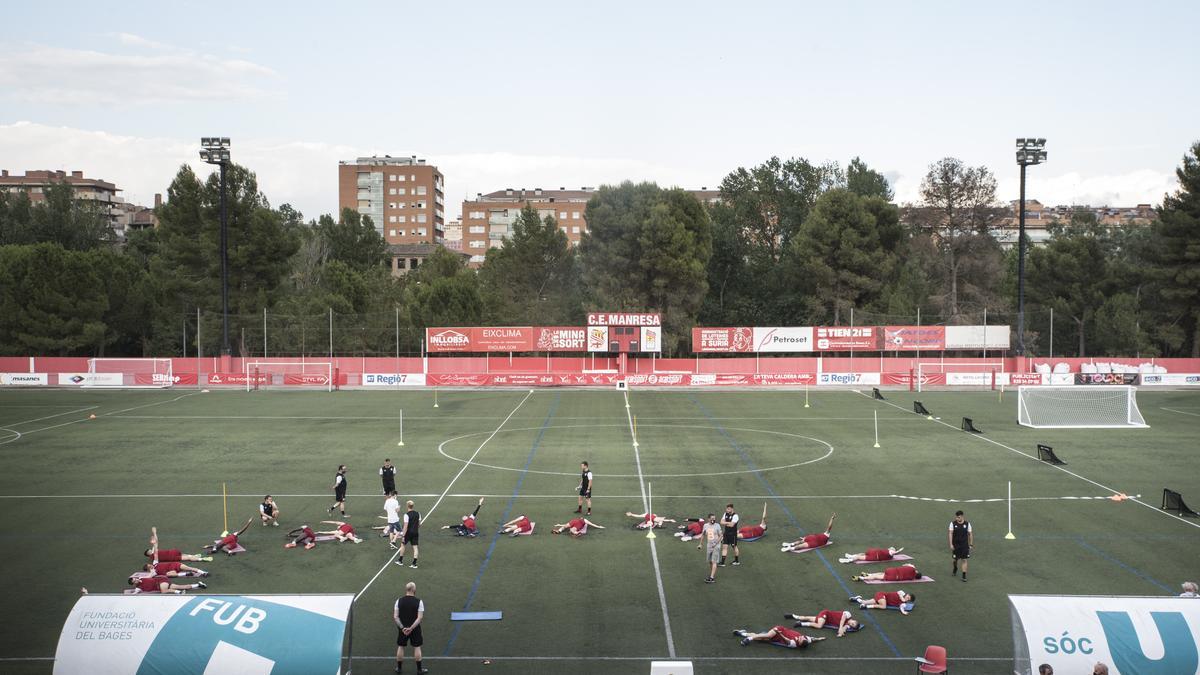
[1017,385,1148,429]
[916,361,1007,392]
[87,358,174,388]
[244,361,334,392]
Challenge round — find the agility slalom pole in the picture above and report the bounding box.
[646,482,655,539]
[397,409,405,446]
[433,387,439,408]
[222,482,229,536]
[633,415,639,448]
[873,409,881,448]
[1005,481,1016,540]
[804,384,810,409]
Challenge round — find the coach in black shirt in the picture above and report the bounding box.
[394,581,427,674]
[381,459,397,495]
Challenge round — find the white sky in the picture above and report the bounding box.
[2,1,1196,219]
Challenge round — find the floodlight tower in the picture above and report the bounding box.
[200,137,232,356]
[1015,138,1047,357]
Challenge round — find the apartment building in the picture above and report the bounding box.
[337,156,445,247]
[0,169,122,226]
[460,186,721,266]
[994,199,1156,247]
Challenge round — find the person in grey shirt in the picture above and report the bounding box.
[702,513,722,584]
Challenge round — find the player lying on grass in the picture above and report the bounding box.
[732,626,826,649]
[738,503,768,540]
[851,590,915,615]
[499,515,535,536]
[144,527,213,562]
[284,525,318,549]
[128,575,207,594]
[318,521,363,543]
[839,547,904,563]
[441,498,485,537]
[203,519,253,556]
[674,517,706,543]
[780,513,836,552]
[551,517,605,537]
[784,609,860,637]
[142,561,209,578]
[852,563,923,582]
[625,511,676,529]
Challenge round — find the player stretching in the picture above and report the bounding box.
[625,511,676,529]
[441,498,485,537]
[785,609,860,637]
[851,590,916,615]
[552,517,604,537]
[738,503,768,540]
[733,626,826,649]
[284,525,318,549]
[142,561,209,578]
[204,519,253,556]
[839,547,904,564]
[780,513,837,552]
[128,575,207,594]
[318,520,363,543]
[144,527,212,562]
[852,563,923,582]
[500,515,535,536]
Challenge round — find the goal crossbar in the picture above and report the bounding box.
[1017,385,1148,429]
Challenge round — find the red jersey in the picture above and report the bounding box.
[463,516,476,530]
[686,521,703,536]
[136,576,168,593]
[803,533,829,548]
[817,609,849,626]
[864,548,892,561]
[154,549,182,562]
[338,523,354,535]
[875,591,903,607]
[740,525,765,538]
[883,566,919,581]
[770,626,806,647]
[219,534,238,548]
[517,516,531,529]
[643,513,657,524]
[154,562,182,575]
[568,518,586,530]
[302,526,316,539]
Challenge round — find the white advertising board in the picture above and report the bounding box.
[1,373,47,385]
[944,325,1010,349]
[1009,595,1200,674]
[817,372,881,386]
[57,373,123,386]
[362,373,426,386]
[1140,373,1200,386]
[55,594,353,674]
[753,327,814,352]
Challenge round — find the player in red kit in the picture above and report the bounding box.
[318,520,363,543]
[128,575,206,594]
[143,527,212,562]
[284,525,319,549]
[674,517,706,544]
[738,503,768,540]
[142,561,209,577]
[624,511,676,529]
[852,563,923,582]
[780,513,836,552]
[784,609,860,637]
[840,546,904,564]
[733,625,827,648]
[851,590,916,615]
[552,517,604,537]
[441,498,485,537]
[500,515,535,536]
[203,519,252,555]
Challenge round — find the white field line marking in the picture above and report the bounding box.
[0,492,1138,501]
[103,414,921,422]
[1161,407,1200,418]
[0,395,198,445]
[2,406,99,426]
[857,390,1200,530]
[353,390,534,602]
[623,388,676,658]
[0,655,1013,663]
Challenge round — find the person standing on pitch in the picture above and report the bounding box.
[575,461,593,516]
[328,464,349,518]
[381,459,397,496]
[720,503,740,566]
[395,500,421,569]
[702,513,722,583]
[394,581,427,674]
[949,510,973,582]
[384,491,402,549]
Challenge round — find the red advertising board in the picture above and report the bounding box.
[285,373,335,386]
[206,372,270,386]
[534,327,588,352]
[882,326,946,351]
[692,327,754,353]
[426,327,474,352]
[881,372,945,387]
[133,373,199,386]
[587,312,661,326]
[1008,373,1043,385]
[426,327,536,352]
[814,326,880,351]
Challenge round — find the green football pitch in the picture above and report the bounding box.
[1,386,1197,674]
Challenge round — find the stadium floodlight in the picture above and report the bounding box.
[1014,136,1047,357]
[200,136,233,356]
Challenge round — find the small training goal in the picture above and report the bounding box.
[87,358,174,388]
[1017,385,1148,429]
[244,361,335,392]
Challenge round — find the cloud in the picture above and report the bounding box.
[891,167,1177,208]
[0,36,277,105]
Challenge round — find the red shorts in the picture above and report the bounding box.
[138,576,169,592]
[740,525,765,538]
[568,519,586,531]
[517,522,533,534]
[883,566,917,581]
[804,533,829,548]
[876,591,902,607]
[338,524,354,535]
[155,562,183,575]
[771,626,804,645]
[864,548,891,561]
[517,517,531,529]
[817,610,846,625]
[156,549,182,562]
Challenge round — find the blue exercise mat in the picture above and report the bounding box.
[451,611,503,621]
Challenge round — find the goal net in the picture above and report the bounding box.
[87,358,174,388]
[1017,385,1148,429]
[915,361,1005,392]
[244,361,335,392]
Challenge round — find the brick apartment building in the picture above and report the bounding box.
[0,169,121,225]
[460,187,720,266]
[337,155,445,245]
[994,199,1156,247]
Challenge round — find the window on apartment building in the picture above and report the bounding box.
[417,228,427,236]
[560,211,568,219]
[389,174,396,182]
[469,240,485,248]
[397,229,406,236]
[416,185,427,195]
[572,227,580,234]
[410,258,420,269]
[398,216,407,223]
[389,229,397,237]
[397,175,405,181]
[410,175,415,181]
[389,216,397,223]
[469,226,485,234]
[469,211,485,219]
[572,212,581,219]
[389,188,396,195]
[417,214,427,223]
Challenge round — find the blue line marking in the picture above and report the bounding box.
[687,393,902,657]
[1075,537,1173,593]
[442,392,561,656]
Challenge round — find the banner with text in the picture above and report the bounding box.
[1139,373,1200,386]
[1009,594,1200,675]
[54,594,353,675]
[882,326,946,350]
[754,327,814,352]
[815,326,880,351]
[587,312,660,326]
[535,327,588,352]
[944,325,1010,350]
[1075,373,1139,386]
[1,373,48,386]
[363,373,427,386]
[133,373,198,387]
[57,373,123,386]
[692,327,754,353]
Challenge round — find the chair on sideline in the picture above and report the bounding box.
[915,644,947,673]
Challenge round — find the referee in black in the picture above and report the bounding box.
[393,581,427,674]
[949,510,973,581]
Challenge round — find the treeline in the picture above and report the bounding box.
[2,143,1198,358]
